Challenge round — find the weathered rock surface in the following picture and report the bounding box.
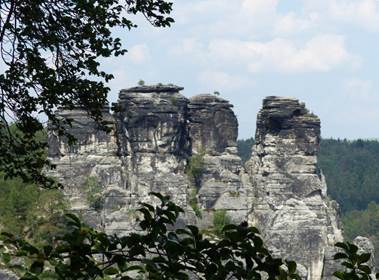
[47,87,374,280]
[48,86,248,234]
[246,96,343,280]
[188,94,238,154]
[354,236,376,274]
[48,106,126,228]
[0,270,18,280]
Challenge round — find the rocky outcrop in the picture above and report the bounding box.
[113,85,193,232]
[48,86,249,234]
[186,94,250,227]
[0,270,18,280]
[48,105,126,228]
[246,96,343,280]
[188,94,238,154]
[354,236,376,274]
[47,87,373,280]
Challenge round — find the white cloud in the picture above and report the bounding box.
[177,34,354,73]
[198,70,252,90]
[177,0,379,40]
[241,0,278,17]
[274,12,317,35]
[304,0,379,31]
[330,0,379,30]
[128,44,150,63]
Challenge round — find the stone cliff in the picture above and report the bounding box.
[245,97,343,279]
[47,85,372,280]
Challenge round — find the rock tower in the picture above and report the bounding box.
[246,97,343,279]
[47,85,371,279]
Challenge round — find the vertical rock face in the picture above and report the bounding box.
[187,94,250,227]
[114,85,192,226]
[116,85,190,155]
[188,94,238,154]
[246,96,343,280]
[48,106,126,228]
[47,88,373,280]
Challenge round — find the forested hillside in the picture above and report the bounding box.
[238,137,379,264]
[319,139,379,212]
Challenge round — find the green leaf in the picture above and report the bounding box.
[333,271,345,279]
[222,224,238,232]
[64,213,81,227]
[30,260,44,274]
[358,265,371,274]
[2,252,11,264]
[43,245,53,257]
[335,242,349,251]
[334,252,349,260]
[186,225,199,236]
[104,266,119,275]
[341,261,354,269]
[139,203,155,212]
[286,260,297,274]
[126,265,144,272]
[358,253,371,264]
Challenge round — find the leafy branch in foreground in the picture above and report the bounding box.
[0,193,302,280]
[333,241,378,280]
[0,0,174,187]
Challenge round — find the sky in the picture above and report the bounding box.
[103,0,379,140]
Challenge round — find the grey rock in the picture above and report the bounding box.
[47,90,374,280]
[0,270,18,280]
[354,236,376,273]
[246,96,343,280]
[188,94,238,155]
[116,86,190,155]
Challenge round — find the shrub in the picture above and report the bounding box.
[186,152,205,187]
[169,95,178,106]
[189,189,202,218]
[84,177,104,211]
[0,174,67,245]
[138,79,145,86]
[213,209,230,236]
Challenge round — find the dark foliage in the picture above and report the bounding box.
[318,139,379,213]
[334,241,378,280]
[0,193,376,279]
[343,202,379,267]
[0,0,174,187]
[0,193,302,280]
[237,138,255,163]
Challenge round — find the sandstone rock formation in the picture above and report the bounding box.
[188,94,238,154]
[47,86,373,280]
[48,86,248,234]
[246,96,343,280]
[0,270,18,280]
[354,236,376,274]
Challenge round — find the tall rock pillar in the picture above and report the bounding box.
[247,97,343,280]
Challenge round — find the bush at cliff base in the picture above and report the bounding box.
[0,193,377,280]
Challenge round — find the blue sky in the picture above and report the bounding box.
[103,0,379,140]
